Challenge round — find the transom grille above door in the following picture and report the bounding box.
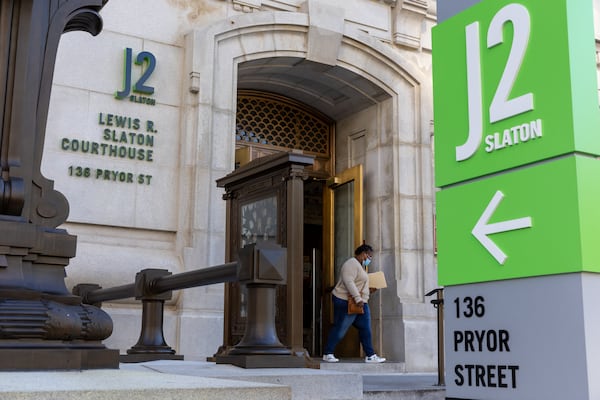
[236,90,333,177]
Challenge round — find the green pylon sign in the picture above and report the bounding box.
[433,1,600,398]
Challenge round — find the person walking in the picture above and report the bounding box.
[322,244,386,363]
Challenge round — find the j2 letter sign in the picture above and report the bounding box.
[115,48,156,105]
[433,0,600,187]
[457,3,534,162]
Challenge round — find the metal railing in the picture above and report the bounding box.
[73,262,237,362]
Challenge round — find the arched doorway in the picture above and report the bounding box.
[228,89,334,356]
[185,11,433,365]
[223,64,389,357]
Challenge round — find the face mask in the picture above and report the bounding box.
[363,258,371,268]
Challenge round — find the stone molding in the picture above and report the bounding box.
[393,0,430,49]
[303,1,345,65]
[232,0,299,13]
[227,0,434,52]
[233,0,260,13]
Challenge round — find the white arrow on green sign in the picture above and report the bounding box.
[436,155,600,286]
[472,190,532,265]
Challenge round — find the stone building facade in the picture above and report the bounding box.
[42,0,438,371]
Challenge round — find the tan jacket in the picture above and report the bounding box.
[332,257,369,303]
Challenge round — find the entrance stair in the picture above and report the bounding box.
[0,359,446,399]
[320,359,445,399]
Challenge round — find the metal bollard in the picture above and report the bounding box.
[124,269,182,362]
[216,242,305,368]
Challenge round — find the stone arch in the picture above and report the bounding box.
[181,10,435,367]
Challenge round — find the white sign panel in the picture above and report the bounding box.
[444,274,600,399]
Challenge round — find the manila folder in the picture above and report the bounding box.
[368,271,387,289]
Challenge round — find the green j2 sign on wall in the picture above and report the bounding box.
[433,0,600,187]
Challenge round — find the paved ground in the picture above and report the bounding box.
[122,359,447,399]
[0,359,446,400]
[121,359,445,399]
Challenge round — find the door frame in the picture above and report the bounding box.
[322,164,364,357]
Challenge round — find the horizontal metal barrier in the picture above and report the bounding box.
[73,262,239,362]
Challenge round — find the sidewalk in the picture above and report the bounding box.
[121,360,363,399]
[123,359,446,400]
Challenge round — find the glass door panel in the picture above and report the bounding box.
[333,181,354,283]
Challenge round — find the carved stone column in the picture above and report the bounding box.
[0,0,118,369]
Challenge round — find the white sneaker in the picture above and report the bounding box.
[322,354,339,363]
[365,354,386,363]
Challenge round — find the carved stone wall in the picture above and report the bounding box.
[46,0,437,371]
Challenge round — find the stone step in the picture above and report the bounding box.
[0,360,446,400]
[319,361,445,400]
[363,389,445,400]
[318,359,407,373]
[362,374,445,400]
[0,369,290,400]
[122,360,364,400]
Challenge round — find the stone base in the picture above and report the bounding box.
[0,348,119,370]
[120,353,184,363]
[216,354,307,368]
[444,273,600,399]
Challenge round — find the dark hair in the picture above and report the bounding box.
[354,244,373,255]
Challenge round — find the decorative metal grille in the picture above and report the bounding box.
[236,92,331,156]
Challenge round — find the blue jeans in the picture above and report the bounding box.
[323,295,375,357]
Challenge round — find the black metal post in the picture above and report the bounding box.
[229,283,289,354]
[216,242,305,368]
[426,287,445,386]
[121,269,182,362]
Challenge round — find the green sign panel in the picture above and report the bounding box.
[433,0,600,187]
[436,155,600,285]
